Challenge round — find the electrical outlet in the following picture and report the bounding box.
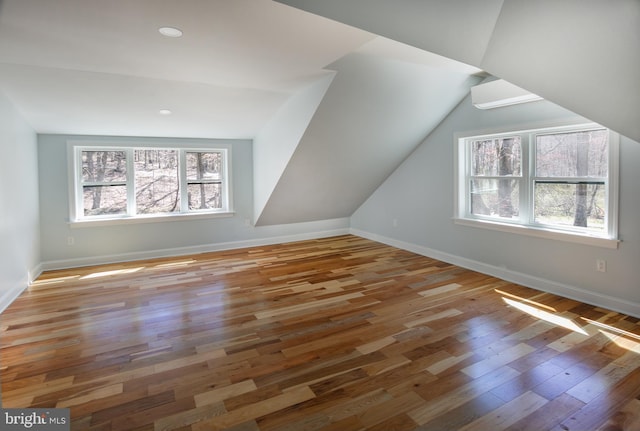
[392,218,398,227]
[67,236,75,246]
[596,259,606,272]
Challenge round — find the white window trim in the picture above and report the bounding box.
[67,140,234,226]
[453,123,620,249]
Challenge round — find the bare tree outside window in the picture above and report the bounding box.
[77,147,228,219]
[534,129,608,232]
[461,126,614,240]
[82,150,127,216]
[470,137,521,220]
[134,150,179,214]
[186,152,222,210]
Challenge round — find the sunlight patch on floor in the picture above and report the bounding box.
[502,297,587,335]
[494,289,557,312]
[30,275,80,287]
[79,267,144,280]
[153,260,196,269]
[580,317,640,353]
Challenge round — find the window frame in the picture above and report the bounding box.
[68,141,233,226]
[454,123,620,249]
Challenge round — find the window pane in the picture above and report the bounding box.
[186,152,222,181]
[471,137,521,176]
[83,185,127,216]
[471,179,519,219]
[188,183,222,210]
[534,183,605,232]
[536,129,608,177]
[82,151,126,182]
[134,150,179,214]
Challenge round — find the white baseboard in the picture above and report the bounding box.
[0,263,43,314]
[350,228,640,319]
[0,281,28,315]
[29,263,43,284]
[40,228,350,271]
[23,226,640,320]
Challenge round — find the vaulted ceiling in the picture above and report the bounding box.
[1,0,637,226]
[276,0,640,145]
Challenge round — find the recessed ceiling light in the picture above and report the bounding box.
[159,109,172,115]
[158,27,183,38]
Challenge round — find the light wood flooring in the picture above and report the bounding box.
[2,235,640,430]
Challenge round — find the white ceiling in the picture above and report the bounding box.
[277,0,640,144]
[0,0,375,138]
[0,0,489,227]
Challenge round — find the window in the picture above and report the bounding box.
[71,144,231,223]
[456,124,619,247]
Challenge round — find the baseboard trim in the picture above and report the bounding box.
[40,228,350,272]
[0,281,28,315]
[350,228,640,319]
[29,263,43,284]
[0,262,44,314]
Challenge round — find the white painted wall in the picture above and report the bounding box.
[253,72,336,224]
[0,91,40,313]
[351,95,640,317]
[480,0,640,149]
[38,134,349,269]
[257,52,481,225]
[277,0,640,144]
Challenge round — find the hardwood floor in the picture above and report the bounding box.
[2,235,640,430]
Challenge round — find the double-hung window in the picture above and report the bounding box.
[70,144,231,223]
[456,124,619,248]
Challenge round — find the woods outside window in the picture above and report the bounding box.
[70,144,231,223]
[455,124,619,248]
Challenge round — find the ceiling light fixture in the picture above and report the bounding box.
[158,27,183,38]
[159,109,172,115]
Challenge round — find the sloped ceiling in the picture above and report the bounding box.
[275,0,640,144]
[256,40,481,225]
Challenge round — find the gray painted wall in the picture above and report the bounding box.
[0,91,40,312]
[37,134,348,268]
[351,95,640,316]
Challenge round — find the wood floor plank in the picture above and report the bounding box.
[457,391,548,431]
[1,235,639,430]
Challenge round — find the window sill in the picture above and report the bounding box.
[69,211,235,228]
[453,217,620,249]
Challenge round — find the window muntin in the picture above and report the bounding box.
[458,124,617,241]
[73,146,230,221]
